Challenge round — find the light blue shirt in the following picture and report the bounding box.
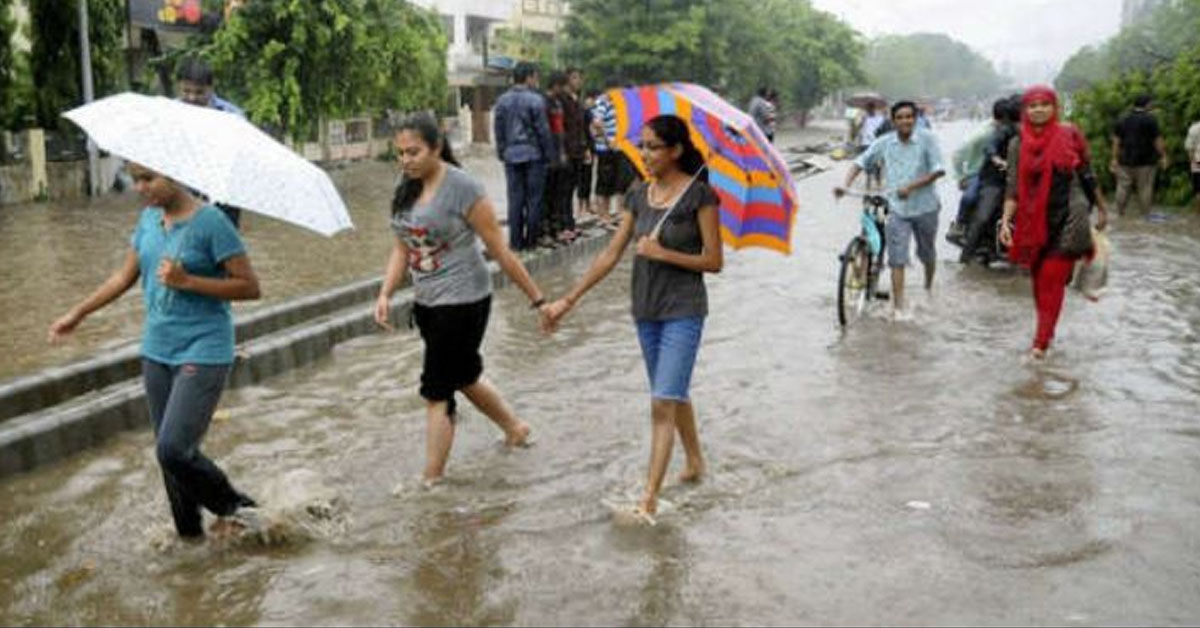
[130,206,246,365]
[209,94,245,118]
[855,129,945,217]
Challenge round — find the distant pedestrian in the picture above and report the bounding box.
[545,115,723,522]
[1184,117,1200,210]
[49,161,262,540]
[748,87,777,143]
[577,91,599,217]
[175,56,246,229]
[376,113,553,482]
[494,62,556,251]
[1110,94,1167,215]
[541,71,571,247]
[590,84,622,227]
[999,86,1109,361]
[561,67,589,240]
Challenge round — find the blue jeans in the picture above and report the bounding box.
[143,359,252,536]
[955,174,981,224]
[504,161,547,250]
[635,317,705,402]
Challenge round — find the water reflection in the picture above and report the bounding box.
[3,123,1200,624]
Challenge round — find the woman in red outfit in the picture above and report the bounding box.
[999,86,1109,360]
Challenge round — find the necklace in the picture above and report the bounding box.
[648,177,687,208]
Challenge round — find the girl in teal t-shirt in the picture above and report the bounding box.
[49,162,262,539]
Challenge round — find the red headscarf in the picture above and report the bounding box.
[1010,85,1089,266]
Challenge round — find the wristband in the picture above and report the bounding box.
[530,298,546,309]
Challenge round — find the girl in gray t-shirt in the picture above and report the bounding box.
[374,113,555,484]
[544,115,724,521]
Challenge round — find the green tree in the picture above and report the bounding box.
[863,33,1006,101]
[0,0,21,128]
[202,0,447,142]
[1070,43,1200,206]
[1055,0,1200,93]
[27,0,126,131]
[562,0,862,113]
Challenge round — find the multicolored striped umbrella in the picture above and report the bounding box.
[607,82,798,254]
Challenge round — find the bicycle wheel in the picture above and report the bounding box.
[837,237,871,327]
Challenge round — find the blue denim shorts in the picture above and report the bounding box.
[886,210,939,268]
[635,316,705,402]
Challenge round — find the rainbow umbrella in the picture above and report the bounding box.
[607,82,799,254]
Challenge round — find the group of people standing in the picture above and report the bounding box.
[493,62,638,252]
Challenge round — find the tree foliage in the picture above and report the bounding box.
[1069,43,1200,206]
[0,0,26,129]
[863,33,1006,101]
[1056,0,1200,205]
[562,0,862,112]
[27,0,126,130]
[202,0,448,142]
[1056,0,1200,94]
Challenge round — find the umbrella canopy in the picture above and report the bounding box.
[63,93,353,237]
[607,83,798,254]
[845,91,887,109]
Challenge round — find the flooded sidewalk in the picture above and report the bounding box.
[3,121,1198,625]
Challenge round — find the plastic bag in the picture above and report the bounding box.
[1074,228,1109,302]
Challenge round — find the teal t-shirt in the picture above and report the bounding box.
[130,205,246,365]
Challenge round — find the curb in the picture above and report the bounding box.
[0,230,613,478]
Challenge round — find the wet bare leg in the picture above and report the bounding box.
[891,267,907,311]
[461,377,531,446]
[674,401,705,483]
[424,401,455,481]
[924,260,936,291]
[640,399,677,515]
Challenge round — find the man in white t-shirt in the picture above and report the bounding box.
[1186,119,1200,211]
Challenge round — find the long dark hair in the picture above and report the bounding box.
[391,112,461,217]
[645,115,708,182]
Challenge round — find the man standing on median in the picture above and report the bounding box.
[494,62,556,251]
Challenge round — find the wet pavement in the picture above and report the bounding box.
[0,148,507,381]
[2,121,1200,625]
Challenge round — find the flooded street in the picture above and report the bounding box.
[0,151,508,381]
[2,121,1200,625]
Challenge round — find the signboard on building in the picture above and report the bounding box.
[128,0,223,32]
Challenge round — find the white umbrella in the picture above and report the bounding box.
[63,92,353,237]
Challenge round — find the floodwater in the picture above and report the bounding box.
[2,121,1199,625]
[0,149,507,381]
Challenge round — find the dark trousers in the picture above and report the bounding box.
[955,175,981,224]
[545,161,578,235]
[143,359,249,537]
[504,161,547,250]
[576,158,594,202]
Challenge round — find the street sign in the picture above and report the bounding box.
[128,0,216,32]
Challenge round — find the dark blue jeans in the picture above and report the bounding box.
[504,161,547,250]
[143,359,250,537]
[955,174,982,224]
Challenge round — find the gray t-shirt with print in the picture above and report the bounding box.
[624,179,719,321]
[390,166,492,307]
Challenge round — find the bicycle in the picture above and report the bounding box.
[834,189,891,327]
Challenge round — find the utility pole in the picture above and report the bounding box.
[78,0,101,196]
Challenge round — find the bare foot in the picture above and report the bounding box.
[638,493,658,516]
[677,463,706,484]
[1029,348,1047,361]
[505,422,532,448]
